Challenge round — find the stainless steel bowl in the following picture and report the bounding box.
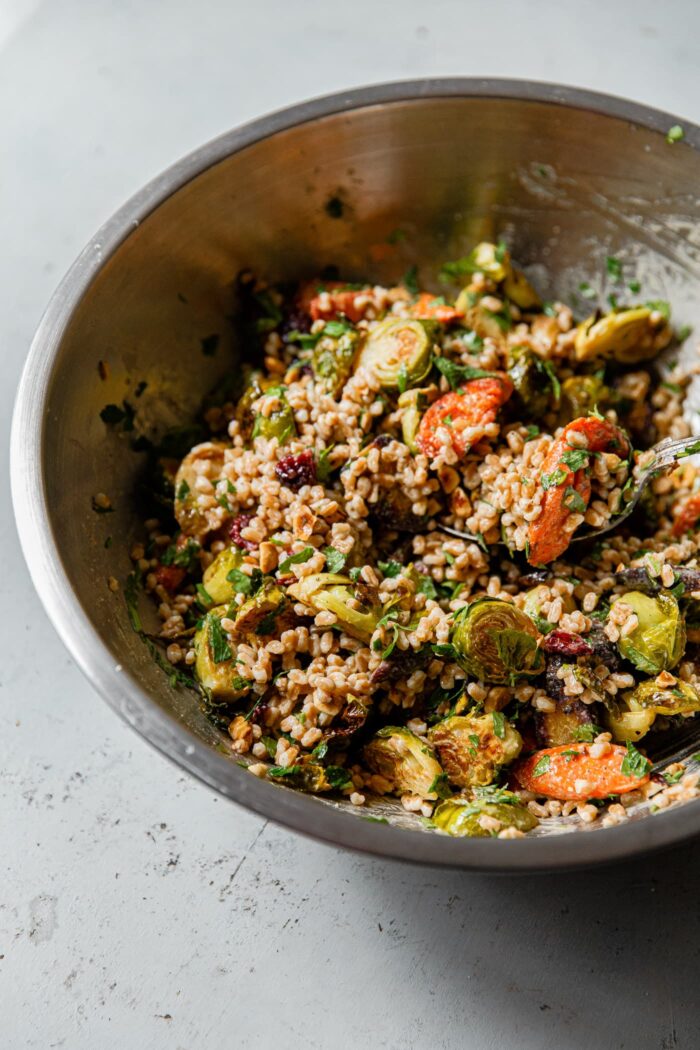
[12,79,700,871]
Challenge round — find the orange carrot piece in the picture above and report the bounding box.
[298,281,373,323]
[408,293,464,325]
[672,493,700,537]
[416,377,513,459]
[527,417,630,565]
[513,743,649,800]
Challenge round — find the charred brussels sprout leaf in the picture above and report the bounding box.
[574,306,668,364]
[174,442,225,539]
[356,318,433,390]
[194,607,250,701]
[503,267,541,310]
[452,598,544,682]
[507,346,558,419]
[428,713,523,788]
[614,591,685,674]
[288,573,380,642]
[201,547,244,604]
[234,580,290,637]
[433,792,538,837]
[440,242,510,284]
[363,727,445,800]
[312,326,359,397]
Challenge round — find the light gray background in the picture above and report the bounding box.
[3,2,700,1047]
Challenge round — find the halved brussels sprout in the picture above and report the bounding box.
[452,598,544,682]
[398,387,430,452]
[288,573,380,642]
[433,791,538,837]
[507,345,556,418]
[235,369,273,440]
[194,606,249,700]
[312,327,359,397]
[251,387,297,445]
[363,727,446,799]
[558,375,614,424]
[466,241,510,282]
[606,706,657,743]
[202,547,244,604]
[269,761,347,794]
[534,699,596,748]
[623,678,700,717]
[355,318,433,390]
[615,591,685,674]
[428,713,523,788]
[574,306,667,364]
[503,267,541,310]
[174,442,225,538]
[234,580,290,637]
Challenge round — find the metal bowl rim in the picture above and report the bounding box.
[11,77,700,872]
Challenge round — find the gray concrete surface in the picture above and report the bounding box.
[2,1,700,1047]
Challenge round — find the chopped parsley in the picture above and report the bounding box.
[278,547,315,574]
[226,566,263,596]
[532,755,551,777]
[620,741,651,779]
[564,486,587,513]
[606,256,623,281]
[378,560,403,578]
[524,424,540,442]
[560,448,589,472]
[195,583,214,610]
[323,319,353,338]
[578,281,596,300]
[541,466,568,490]
[207,613,232,663]
[323,546,347,574]
[434,355,495,390]
[268,765,302,778]
[492,711,506,739]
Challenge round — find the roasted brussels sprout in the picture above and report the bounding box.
[251,386,297,445]
[268,760,350,794]
[464,241,510,282]
[614,591,685,674]
[534,698,597,747]
[428,713,523,788]
[432,790,538,837]
[363,727,446,799]
[452,598,544,682]
[398,387,430,452]
[174,442,225,538]
[558,375,613,424]
[194,606,249,700]
[355,318,433,390]
[507,345,557,419]
[202,547,243,605]
[312,326,359,397]
[288,573,380,642]
[234,580,290,637]
[624,678,700,716]
[503,267,541,310]
[574,306,669,364]
[372,488,432,533]
[605,705,657,743]
[235,369,272,440]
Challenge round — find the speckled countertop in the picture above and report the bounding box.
[3,1,700,1047]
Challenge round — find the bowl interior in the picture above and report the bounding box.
[22,87,700,866]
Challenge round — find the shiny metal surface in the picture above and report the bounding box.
[11,79,700,870]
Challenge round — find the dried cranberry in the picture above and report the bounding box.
[543,630,594,657]
[275,450,317,490]
[229,513,257,551]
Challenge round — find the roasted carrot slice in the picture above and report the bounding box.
[408,293,465,325]
[298,281,373,323]
[527,417,629,565]
[672,493,700,537]
[416,377,513,459]
[513,743,650,800]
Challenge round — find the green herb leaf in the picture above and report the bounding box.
[563,486,587,513]
[434,355,495,390]
[620,741,652,779]
[428,772,451,799]
[676,439,700,459]
[323,546,347,574]
[207,613,232,663]
[268,765,302,778]
[492,711,506,739]
[663,768,684,786]
[645,299,671,321]
[378,560,403,578]
[578,282,596,300]
[560,448,589,471]
[571,724,603,743]
[524,424,540,442]
[431,643,459,661]
[413,572,438,600]
[196,583,215,610]
[606,256,623,281]
[666,124,684,144]
[278,547,315,574]
[628,279,641,294]
[226,567,263,595]
[323,319,353,338]
[532,755,551,777]
[541,466,568,490]
[326,765,353,789]
[315,445,335,483]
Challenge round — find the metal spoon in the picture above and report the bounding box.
[434,433,700,547]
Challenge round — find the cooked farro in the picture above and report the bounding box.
[128,242,700,838]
